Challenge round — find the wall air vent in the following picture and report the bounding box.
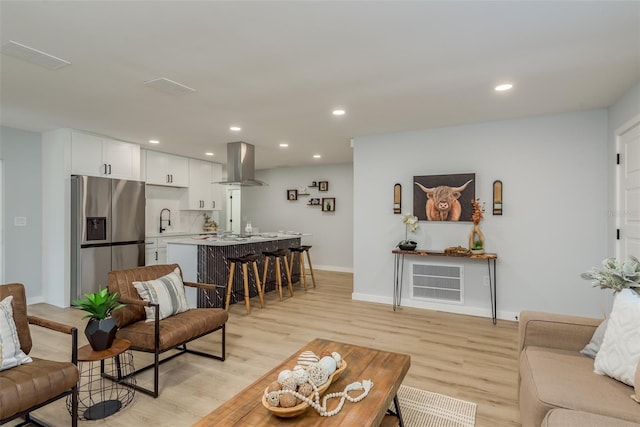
[1,40,71,70]
[144,77,196,95]
[411,263,463,304]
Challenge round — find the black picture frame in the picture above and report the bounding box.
[318,181,329,192]
[322,197,335,212]
[287,189,298,201]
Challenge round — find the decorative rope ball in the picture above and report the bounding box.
[297,350,319,366]
[306,362,329,386]
[298,382,314,397]
[292,365,309,385]
[266,391,280,407]
[267,381,281,393]
[280,377,298,391]
[279,393,298,408]
[319,356,337,375]
[277,369,293,385]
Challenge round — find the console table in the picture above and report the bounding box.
[392,249,498,324]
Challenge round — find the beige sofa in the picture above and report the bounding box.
[518,311,640,426]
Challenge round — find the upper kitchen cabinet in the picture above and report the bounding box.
[71,131,140,180]
[181,159,222,210]
[145,150,189,187]
[211,162,222,210]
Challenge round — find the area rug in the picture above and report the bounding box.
[391,385,477,427]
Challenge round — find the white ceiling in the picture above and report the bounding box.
[1,1,639,170]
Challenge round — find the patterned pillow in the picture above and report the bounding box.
[133,268,190,322]
[0,295,33,371]
[594,289,640,386]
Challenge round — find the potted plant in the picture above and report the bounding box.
[471,239,484,255]
[73,288,125,351]
[581,256,640,293]
[397,213,419,251]
[203,213,218,232]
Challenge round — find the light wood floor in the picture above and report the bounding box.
[10,270,520,426]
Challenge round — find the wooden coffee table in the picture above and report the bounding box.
[194,338,411,426]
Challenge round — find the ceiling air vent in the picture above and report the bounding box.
[1,40,71,70]
[144,77,196,95]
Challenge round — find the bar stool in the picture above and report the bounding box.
[262,249,293,301]
[289,245,316,290]
[225,254,264,314]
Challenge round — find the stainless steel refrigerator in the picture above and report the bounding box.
[71,175,145,303]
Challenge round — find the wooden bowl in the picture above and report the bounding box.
[262,360,347,418]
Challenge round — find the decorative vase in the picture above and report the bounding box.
[468,224,485,255]
[85,317,118,351]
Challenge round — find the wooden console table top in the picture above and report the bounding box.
[194,338,411,427]
[392,248,497,259]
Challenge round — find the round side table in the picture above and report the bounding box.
[67,338,136,420]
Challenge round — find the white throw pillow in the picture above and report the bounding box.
[133,268,190,322]
[594,289,640,386]
[0,295,33,371]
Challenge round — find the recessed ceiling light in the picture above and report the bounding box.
[279,143,289,148]
[230,126,241,132]
[149,140,160,144]
[313,154,321,159]
[205,152,214,156]
[495,83,513,92]
[332,109,346,116]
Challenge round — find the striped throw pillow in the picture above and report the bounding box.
[0,295,32,371]
[133,268,190,322]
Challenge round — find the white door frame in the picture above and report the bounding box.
[615,113,640,260]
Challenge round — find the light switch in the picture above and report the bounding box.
[14,216,27,226]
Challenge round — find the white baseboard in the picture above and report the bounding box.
[352,293,518,322]
[27,296,45,305]
[313,265,353,273]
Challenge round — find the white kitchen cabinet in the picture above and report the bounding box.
[211,162,222,210]
[145,150,189,187]
[145,237,168,265]
[182,159,213,210]
[71,131,140,180]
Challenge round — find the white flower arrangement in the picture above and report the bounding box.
[398,213,419,248]
[581,256,640,292]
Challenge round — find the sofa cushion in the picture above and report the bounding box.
[519,346,640,426]
[595,289,640,386]
[133,268,190,322]
[0,356,78,420]
[115,308,228,352]
[0,296,32,371]
[542,408,640,427]
[581,318,608,358]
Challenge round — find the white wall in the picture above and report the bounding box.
[0,127,43,301]
[353,110,610,320]
[242,164,353,271]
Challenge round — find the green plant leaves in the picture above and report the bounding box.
[72,288,125,320]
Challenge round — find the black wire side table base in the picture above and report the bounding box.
[392,249,498,324]
[67,339,136,420]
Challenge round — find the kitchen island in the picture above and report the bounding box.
[167,234,303,308]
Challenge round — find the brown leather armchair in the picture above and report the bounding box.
[107,264,228,398]
[0,283,79,427]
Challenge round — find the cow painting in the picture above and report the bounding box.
[413,174,476,222]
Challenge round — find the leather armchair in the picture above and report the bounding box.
[108,264,228,398]
[0,283,79,427]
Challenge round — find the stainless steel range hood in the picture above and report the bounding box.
[217,141,266,186]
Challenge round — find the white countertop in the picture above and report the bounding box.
[166,233,304,246]
[146,231,219,238]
